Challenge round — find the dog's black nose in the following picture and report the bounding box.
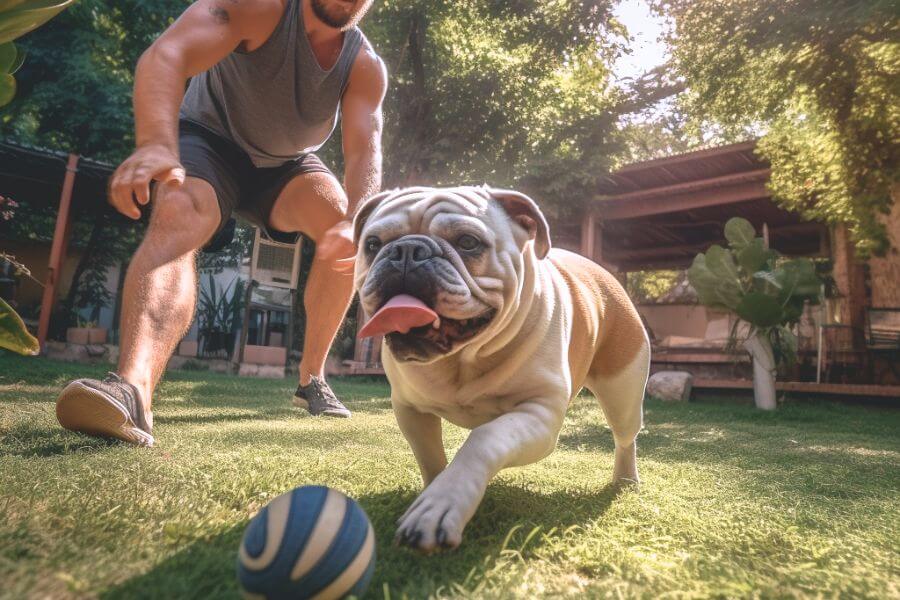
[388,237,435,273]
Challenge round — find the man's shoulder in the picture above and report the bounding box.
[229,0,285,32]
[349,36,387,92]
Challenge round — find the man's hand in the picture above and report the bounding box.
[109,145,186,220]
[316,220,356,273]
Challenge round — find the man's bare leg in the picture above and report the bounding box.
[118,178,221,406]
[56,179,220,444]
[268,172,355,389]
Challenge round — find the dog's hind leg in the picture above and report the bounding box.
[584,341,650,485]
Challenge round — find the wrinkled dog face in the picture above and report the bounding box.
[353,186,550,362]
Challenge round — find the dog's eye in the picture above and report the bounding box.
[456,234,482,251]
[364,236,382,254]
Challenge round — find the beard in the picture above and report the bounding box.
[310,0,373,30]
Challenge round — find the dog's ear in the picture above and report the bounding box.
[353,190,394,245]
[488,187,551,259]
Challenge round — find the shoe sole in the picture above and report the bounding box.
[56,381,154,447]
[292,395,351,418]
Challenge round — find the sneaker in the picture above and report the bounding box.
[292,376,351,418]
[56,372,154,447]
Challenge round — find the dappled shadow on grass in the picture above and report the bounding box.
[154,377,393,423]
[100,482,624,600]
[0,425,121,457]
[100,524,246,600]
[362,482,623,597]
[556,399,900,501]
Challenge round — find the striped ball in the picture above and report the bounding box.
[237,486,376,600]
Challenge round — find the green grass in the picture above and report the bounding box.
[1,354,898,599]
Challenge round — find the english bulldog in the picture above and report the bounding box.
[352,186,650,552]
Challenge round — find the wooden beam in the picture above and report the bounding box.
[617,140,759,174]
[616,258,695,272]
[37,154,79,352]
[595,179,771,221]
[606,239,726,261]
[693,378,900,399]
[579,210,595,261]
[598,168,770,203]
[607,222,827,268]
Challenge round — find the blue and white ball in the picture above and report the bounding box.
[237,486,376,600]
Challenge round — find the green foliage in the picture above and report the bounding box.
[0,0,75,107]
[0,296,38,354]
[2,0,188,160]
[0,0,75,350]
[688,217,822,363]
[625,269,680,303]
[5,1,634,214]
[197,274,245,334]
[657,0,900,255]
[365,0,631,215]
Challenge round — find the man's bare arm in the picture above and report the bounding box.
[110,0,283,217]
[340,45,388,217]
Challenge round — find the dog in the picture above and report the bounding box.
[352,186,650,553]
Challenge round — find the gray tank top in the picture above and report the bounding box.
[180,0,365,167]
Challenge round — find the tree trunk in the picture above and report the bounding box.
[744,331,777,410]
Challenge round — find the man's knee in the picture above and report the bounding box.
[270,173,347,242]
[148,183,220,248]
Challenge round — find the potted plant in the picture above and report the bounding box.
[687,217,823,410]
[197,275,245,358]
[66,318,108,345]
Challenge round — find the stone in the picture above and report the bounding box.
[237,363,257,377]
[238,363,285,378]
[46,342,88,363]
[647,371,694,402]
[256,365,286,379]
[85,344,108,358]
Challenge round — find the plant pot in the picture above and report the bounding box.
[66,327,107,345]
[201,329,236,358]
[243,344,287,366]
[178,340,199,357]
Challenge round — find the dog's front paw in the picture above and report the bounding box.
[394,475,482,553]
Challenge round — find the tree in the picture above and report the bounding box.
[655,0,899,256]
[352,0,638,218]
[2,0,187,161]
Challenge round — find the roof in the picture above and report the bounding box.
[597,140,764,196]
[590,140,825,271]
[0,138,123,220]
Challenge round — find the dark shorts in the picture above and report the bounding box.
[177,119,334,251]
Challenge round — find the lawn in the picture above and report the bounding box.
[1,354,898,599]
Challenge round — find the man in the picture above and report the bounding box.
[55,0,387,446]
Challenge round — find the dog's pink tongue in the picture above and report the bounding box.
[358,294,439,338]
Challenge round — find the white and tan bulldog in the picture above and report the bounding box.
[352,186,650,553]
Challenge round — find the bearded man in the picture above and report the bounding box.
[55,0,387,446]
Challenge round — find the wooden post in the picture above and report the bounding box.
[37,153,79,352]
[595,222,604,266]
[580,210,595,261]
[831,224,867,350]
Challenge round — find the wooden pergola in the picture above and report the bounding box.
[579,140,898,398]
[0,140,118,351]
[580,141,828,272]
